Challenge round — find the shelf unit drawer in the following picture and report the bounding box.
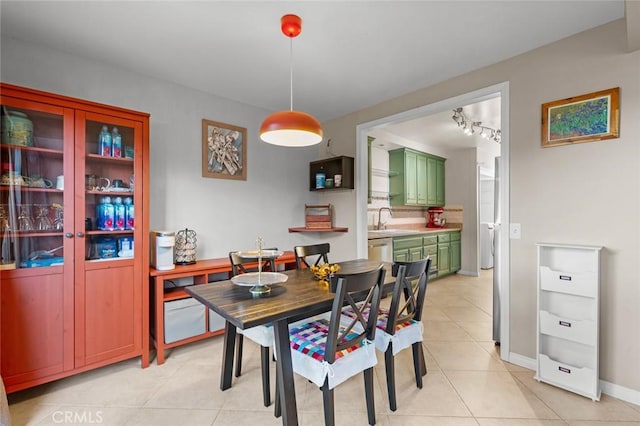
[450,232,461,242]
[540,266,597,297]
[539,310,596,346]
[538,354,598,399]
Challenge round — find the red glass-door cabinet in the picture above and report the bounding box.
[0,83,150,393]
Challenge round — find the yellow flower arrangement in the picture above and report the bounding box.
[309,264,340,287]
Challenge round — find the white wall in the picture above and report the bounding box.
[322,19,640,394]
[445,149,478,275]
[1,37,324,258]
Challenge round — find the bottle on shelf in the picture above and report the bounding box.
[98,125,112,157]
[123,196,134,230]
[112,127,122,158]
[96,196,115,231]
[113,197,125,230]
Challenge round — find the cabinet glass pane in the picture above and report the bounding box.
[84,119,136,261]
[1,106,65,269]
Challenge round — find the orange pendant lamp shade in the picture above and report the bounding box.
[260,111,323,147]
[260,14,323,147]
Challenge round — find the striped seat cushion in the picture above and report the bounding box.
[289,318,367,361]
[342,305,418,333]
[341,305,423,355]
[288,318,377,389]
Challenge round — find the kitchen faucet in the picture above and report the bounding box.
[376,207,393,230]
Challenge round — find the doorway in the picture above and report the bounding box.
[355,82,511,361]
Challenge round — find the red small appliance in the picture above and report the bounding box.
[427,207,445,228]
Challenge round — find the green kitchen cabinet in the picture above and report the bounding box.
[450,232,461,272]
[437,232,451,277]
[391,148,444,207]
[416,154,427,205]
[435,158,445,206]
[423,235,438,274]
[389,148,426,206]
[426,154,446,206]
[393,236,423,262]
[392,231,460,278]
[409,246,423,261]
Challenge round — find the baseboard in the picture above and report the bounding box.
[509,352,640,407]
[601,380,640,406]
[508,352,536,370]
[456,270,479,277]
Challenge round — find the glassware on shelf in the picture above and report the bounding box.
[18,205,34,232]
[52,204,64,231]
[35,205,53,231]
[0,204,10,231]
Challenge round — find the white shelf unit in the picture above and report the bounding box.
[535,243,602,401]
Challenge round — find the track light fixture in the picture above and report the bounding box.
[452,107,501,143]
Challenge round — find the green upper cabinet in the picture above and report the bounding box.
[405,150,418,204]
[426,156,438,206]
[426,154,445,207]
[390,148,445,207]
[416,153,427,205]
[435,156,445,206]
[390,148,422,206]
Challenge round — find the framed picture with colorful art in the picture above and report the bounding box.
[541,87,619,147]
[202,119,247,180]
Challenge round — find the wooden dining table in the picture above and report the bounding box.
[185,259,393,426]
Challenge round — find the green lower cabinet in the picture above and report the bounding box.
[437,243,450,277]
[423,243,438,274]
[393,247,423,262]
[392,231,460,278]
[393,236,423,262]
[409,247,423,261]
[450,241,461,272]
[393,250,408,262]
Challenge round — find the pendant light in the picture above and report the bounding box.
[260,14,323,147]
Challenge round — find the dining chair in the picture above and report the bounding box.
[341,257,431,412]
[275,265,386,426]
[293,242,330,269]
[229,249,278,407]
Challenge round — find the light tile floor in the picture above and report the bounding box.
[7,270,640,425]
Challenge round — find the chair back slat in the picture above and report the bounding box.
[294,243,330,269]
[229,249,277,277]
[325,265,385,363]
[387,258,431,335]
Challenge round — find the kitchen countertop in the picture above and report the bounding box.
[367,227,461,240]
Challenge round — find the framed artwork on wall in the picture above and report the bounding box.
[541,87,620,148]
[202,119,247,180]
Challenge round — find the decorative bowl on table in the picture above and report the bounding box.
[310,264,340,287]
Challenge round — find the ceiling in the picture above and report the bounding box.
[0,1,625,144]
[368,96,502,152]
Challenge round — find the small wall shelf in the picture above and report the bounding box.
[288,227,348,233]
[309,156,354,191]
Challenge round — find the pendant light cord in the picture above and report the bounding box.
[289,36,294,111]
